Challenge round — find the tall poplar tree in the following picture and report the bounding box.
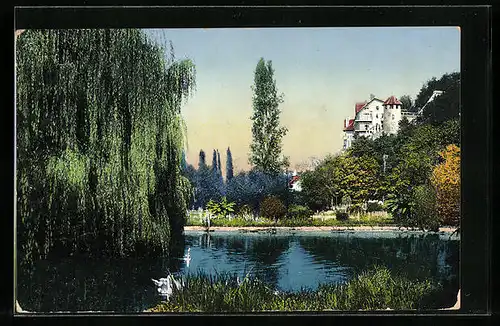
[249,58,288,174]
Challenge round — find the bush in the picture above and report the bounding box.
[260,196,287,221]
[287,205,313,220]
[236,204,255,219]
[413,184,440,232]
[206,197,236,218]
[335,209,349,221]
[366,201,384,212]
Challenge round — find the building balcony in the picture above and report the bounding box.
[355,115,372,122]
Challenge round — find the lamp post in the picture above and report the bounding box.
[382,154,388,202]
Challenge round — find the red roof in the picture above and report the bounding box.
[343,119,355,131]
[383,96,402,106]
[289,175,300,186]
[355,102,367,114]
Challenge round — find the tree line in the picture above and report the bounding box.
[182,57,292,215]
[182,147,290,214]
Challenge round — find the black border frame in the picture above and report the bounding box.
[3,4,492,325]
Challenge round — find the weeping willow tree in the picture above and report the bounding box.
[16,29,196,262]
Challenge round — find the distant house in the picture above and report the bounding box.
[289,175,302,192]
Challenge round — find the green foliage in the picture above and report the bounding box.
[399,95,414,112]
[386,151,432,196]
[259,196,287,221]
[236,204,254,218]
[287,205,313,220]
[147,266,440,312]
[440,119,460,147]
[337,155,381,209]
[300,170,330,211]
[226,147,234,181]
[385,192,416,227]
[249,58,289,174]
[366,202,384,213]
[301,153,380,212]
[335,210,349,221]
[185,212,395,227]
[226,170,288,211]
[16,29,196,261]
[206,197,236,218]
[414,72,460,125]
[192,148,224,209]
[212,149,218,172]
[413,184,440,232]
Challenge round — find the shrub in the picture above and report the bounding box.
[413,184,440,232]
[287,205,313,220]
[260,196,287,221]
[385,192,416,227]
[366,201,384,212]
[335,209,349,221]
[236,204,255,220]
[206,197,236,218]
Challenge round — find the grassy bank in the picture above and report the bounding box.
[146,266,441,312]
[186,213,395,228]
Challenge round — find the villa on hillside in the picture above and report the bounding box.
[342,91,444,150]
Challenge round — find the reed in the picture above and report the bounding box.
[146,266,440,312]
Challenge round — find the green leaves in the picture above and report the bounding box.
[249,58,288,174]
[207,197,236,219]
[16,29,196,261]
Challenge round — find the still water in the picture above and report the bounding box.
[17,230,459,312]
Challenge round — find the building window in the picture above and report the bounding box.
[376,106,379,110]
[392,114,395,120]
[376,114,378,118]
[365,125,369,130]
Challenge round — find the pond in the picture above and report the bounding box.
[16,230,459,313]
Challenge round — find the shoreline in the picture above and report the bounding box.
[184,226,458,233]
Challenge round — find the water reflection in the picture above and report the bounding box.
[17,231,459,312]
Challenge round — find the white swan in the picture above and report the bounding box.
[182,247,191,267]
[152,274,184,299]
[152,277,173,298]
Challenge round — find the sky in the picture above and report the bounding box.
[146,27,460,174]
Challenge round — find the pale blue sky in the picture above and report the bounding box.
[147,27,460,172]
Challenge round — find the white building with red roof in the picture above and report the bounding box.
[342,95,418,150]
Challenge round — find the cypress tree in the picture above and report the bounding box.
[226,147,234,181]
[217,150,222,175]
[212,149,218,172]
[199,150,206,168]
